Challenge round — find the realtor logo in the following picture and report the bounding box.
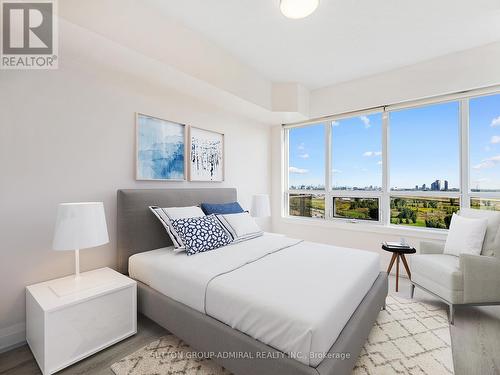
[1,0,58,69]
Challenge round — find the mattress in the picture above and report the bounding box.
[129,233,380,367]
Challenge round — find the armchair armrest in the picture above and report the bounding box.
[419,241,445,255]
[460,254,500,303]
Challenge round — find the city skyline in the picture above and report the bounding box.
[289,177,458,192]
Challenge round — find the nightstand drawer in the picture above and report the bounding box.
[26,268,137,375]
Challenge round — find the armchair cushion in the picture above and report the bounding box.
[460,254,500,303]
[460,208,500,257]
[412,254,463,303]
[419,241,445,255]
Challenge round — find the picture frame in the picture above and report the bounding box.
[188,126,225,182]
[135,113,187,181]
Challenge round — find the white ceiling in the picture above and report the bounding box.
[153,0,500,89]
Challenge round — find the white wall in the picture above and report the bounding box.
[311,42,500,117]
[0,59,271,351]
[271,43,500,271]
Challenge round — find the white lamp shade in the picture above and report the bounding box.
[53,202,109,251]
[251,194,271,218]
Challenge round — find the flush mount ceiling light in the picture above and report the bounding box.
[280,0,320,19]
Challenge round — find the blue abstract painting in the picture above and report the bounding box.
[136,114,185,180]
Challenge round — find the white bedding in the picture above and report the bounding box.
[129,233,380,366]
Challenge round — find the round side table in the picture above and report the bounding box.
[382,245,416,292]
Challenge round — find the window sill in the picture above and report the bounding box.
[280,216,448,241]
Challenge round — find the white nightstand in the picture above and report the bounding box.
[26,267,137,375]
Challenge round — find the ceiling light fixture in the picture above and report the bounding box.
[280,0,319,19]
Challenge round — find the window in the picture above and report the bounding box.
[289,193,325,218]
[469,93,500,192]
[283,87,500,231]
[288,124,325,190]
[390,197,459,229]
[333,197,379,221]
[470,198,500,211]
[390,102,460,192]
[331,114,382,191]
[286,123,326,219]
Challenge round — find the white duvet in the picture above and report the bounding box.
[129,233,380,366]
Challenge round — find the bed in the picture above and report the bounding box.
[117,188,388,375]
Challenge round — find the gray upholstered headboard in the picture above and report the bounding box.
[117,188,237,274]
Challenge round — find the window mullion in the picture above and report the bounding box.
[382,110,390,225]
[283,128,289,217]
[460,98,470,209]
[325,123,333,219]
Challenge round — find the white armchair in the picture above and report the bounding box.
[410,209,500,324]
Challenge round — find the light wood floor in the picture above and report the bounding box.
[1,276,500,375]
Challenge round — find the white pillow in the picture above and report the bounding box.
[216,212,263,243]
[162,206,205,219]
[149,206,205,252]
[459,208,500,256]
[444,213,488,257]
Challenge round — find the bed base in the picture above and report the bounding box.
[137,272,387,375]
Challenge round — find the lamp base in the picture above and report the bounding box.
[49,272,108,297]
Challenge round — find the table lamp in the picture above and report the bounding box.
[52,202,109,281]
[251,194,271,218]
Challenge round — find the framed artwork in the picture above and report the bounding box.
[189,126,224,182]
[136,113,186,181]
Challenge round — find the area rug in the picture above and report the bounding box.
[111,296,454,375]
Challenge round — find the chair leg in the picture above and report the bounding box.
[410,283,415,299]
[449,304,454,325]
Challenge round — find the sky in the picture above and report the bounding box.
[288,93,500,191]
[331,113,382,189]
[389,101,460,190]
[288,124,326,188]
[469,93,500,191]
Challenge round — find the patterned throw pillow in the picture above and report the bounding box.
[170,215,232,255]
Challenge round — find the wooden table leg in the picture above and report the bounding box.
[401,254,411,279]
[396,254,400,292]
[387,253,397,274]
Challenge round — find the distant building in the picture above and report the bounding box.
[422,184,426,190]
[444,180,449,191]
[415,185,419,190]
[431,179,442,191]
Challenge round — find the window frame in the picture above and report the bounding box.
[283,86,500,231]
[467,91,500,204]
[284,122,327,218]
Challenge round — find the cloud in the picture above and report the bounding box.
[359,115,371,128]
[332,169,342,174]
[298,153,309,159]
[363,151,382,157]
[289,166,308,174]
[491,136,500,144]
[491,116,500,127]
[473,155,500,170]
[377,160,383,165]
[332,121,340,127]
[297,142,305,151]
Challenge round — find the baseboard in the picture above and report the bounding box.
[0,322,26,353]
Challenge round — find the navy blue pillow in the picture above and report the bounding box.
[200,202,244,215]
